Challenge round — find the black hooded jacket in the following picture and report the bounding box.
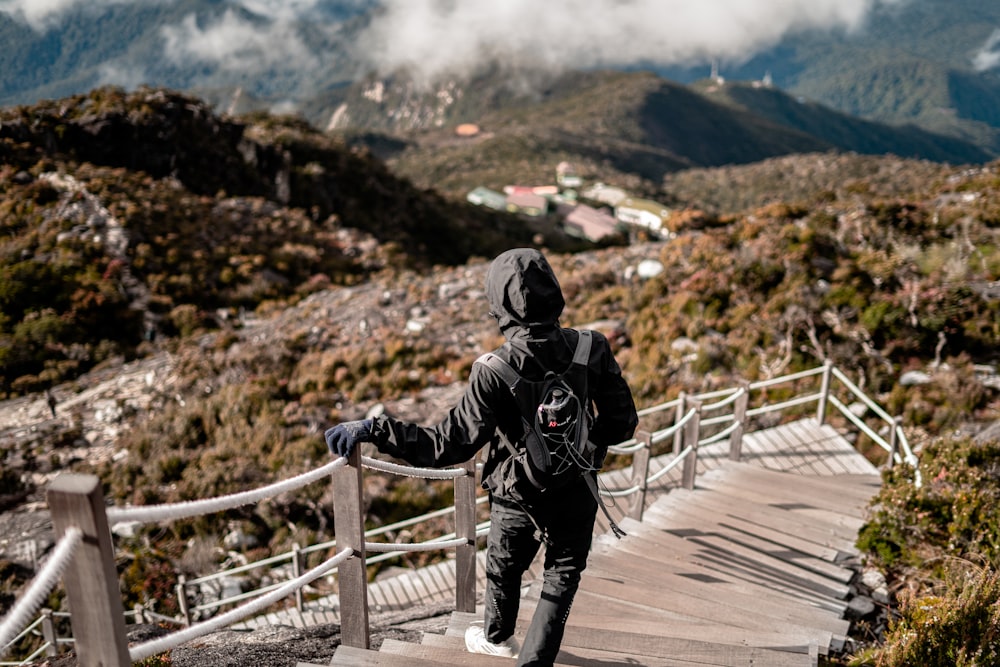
[369,248,638,490]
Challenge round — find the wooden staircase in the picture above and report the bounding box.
[303,459,879,666]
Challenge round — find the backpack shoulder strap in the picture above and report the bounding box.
[572,330,593,367]
[474,351,522,392]
[476,330,591,388]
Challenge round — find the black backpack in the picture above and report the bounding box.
[477,330,626,539]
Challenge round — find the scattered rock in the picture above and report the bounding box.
[900,370,932,386]
[861,569,887,590]
[671,337,699,354]
[846,595,876,619]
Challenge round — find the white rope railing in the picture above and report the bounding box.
[0,615,47,665]
[107,458,348,525]
[0,528,82,657]
[650,408,697,445]
[361,456,468,479]
[748,366,825,390]
[607,437,642,454]
[698,420,740,446]
[645,446,694,485]
[636,398,682,417]
[23,361,921,666]
[1,642,49,666]
[746,391,822,417]
[364,537,469,553]
[129,548,353,663]
[601,483,642,498]
[700,387,745,413]
[365,524,490,565]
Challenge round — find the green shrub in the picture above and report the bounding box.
[851,564,1000,667]
[857,436,1000,577]
[853,436,1000,665]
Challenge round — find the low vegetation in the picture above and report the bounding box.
[851,436,1000,665]
[0,87,581,397]
[1,87,999,661]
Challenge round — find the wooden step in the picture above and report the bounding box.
[516,598,829,656]
[636,500,856,583]
[423,621,815,666]
[653,487,860,552]
[597,517,853,613]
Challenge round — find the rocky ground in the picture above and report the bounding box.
[29,601,456,666]
[1,242,663,663]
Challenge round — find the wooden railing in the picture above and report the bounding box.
[0,362,917,665]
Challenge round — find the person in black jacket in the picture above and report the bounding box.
[325,247,638,666]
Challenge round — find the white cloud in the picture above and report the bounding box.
[0,0,361,30]
[2,0,908,88]
[97,61,150,89]
[352,0,901,85]
[161,9,320,73]
[972,28,1000,72]
[0,0,128,30]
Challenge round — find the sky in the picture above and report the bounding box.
[352,0,903,84]
[7,0,997,88]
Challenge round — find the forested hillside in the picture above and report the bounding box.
[0,87,581,397]
[1,84,999,664]
[352,70,991,201]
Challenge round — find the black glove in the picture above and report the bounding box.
[325,419,373,458]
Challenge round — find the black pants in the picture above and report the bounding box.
[484,477,597,667]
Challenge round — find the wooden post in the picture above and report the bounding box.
[292,543,304,611]
[332,447,369,648]
[816,360,833,425]
[47,474,130,667]
[728,384,749,462]
[629,431,652,520]
[40,608,57,657]
[673,392,686,455]
[454,458,477,613]
[681,402,702,491]
[176,575,191,626]
[887,416,902,468]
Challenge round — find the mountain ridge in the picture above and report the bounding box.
[4,0,1000,155]
[348,69,992,200]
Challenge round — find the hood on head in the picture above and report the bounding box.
[485,248,565,334]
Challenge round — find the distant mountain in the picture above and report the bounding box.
[3,0,1000,157]
[0,1,368,108]
[656,0,1000,150]
[0,87,579,396]
[331,69,993,199]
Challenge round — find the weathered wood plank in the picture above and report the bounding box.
[641,497,842,562]
[780,421,855,475]
[697,467,875,517]
[380,638,515,666]
[715,465,881,502]
[714,461,879,506]
[419,633,718,666]
[331,644,448,666]
[577,569,849,637]
[758,422,848,476]
[687,481,869,540]
[655,488,860,552]
[586,547,848,622]
[790,421,879,475]
[591,534,846,616]
[604,515,833,592]
[556,624,817,666]
[518,602,831,656]
[635,500,855,583]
